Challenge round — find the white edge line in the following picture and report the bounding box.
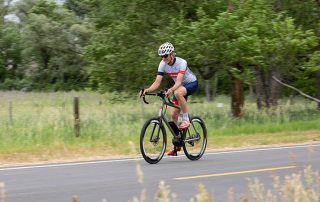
[0,143,319,171]
[0,158,141,171]
[205,143,320,156]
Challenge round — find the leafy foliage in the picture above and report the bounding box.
[0,0,319,109]
[13,0,91,90]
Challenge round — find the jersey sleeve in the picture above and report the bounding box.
[157,61,165,76]
[178,60,187,74]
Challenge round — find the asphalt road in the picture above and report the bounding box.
[0,144,319,202]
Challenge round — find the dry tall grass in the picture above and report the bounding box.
[128,166,319,202]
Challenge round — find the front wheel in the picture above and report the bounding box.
[140,118,167,164]
[183,116,207,161]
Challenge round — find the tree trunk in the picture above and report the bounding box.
[252,66,270,110]
[204,80,212,102]
[253,67,263,110]
[269,69,282,108]
[231,75,244,117]
[204,72,218,102]
[212,73,218,98]
[203,66,218,102]
[317,71,320,110]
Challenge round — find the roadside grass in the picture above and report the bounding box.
[0,91,319,164]
[131,166,320,202]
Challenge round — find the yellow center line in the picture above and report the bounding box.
[174,166,295,180]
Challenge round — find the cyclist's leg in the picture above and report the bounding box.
[174,87,191,130]
[175,81,198,112]
[175,81,198,128]
[168,96,183,156]
[168,82,198,155]
[171,98,180,124]
[173,86,188,114]
[171,109,180,124]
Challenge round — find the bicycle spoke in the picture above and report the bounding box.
[140,118,166,164]
[183,117,207,160]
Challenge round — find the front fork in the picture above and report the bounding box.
[148,101,165,144]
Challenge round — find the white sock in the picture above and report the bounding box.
[182,113,189,122]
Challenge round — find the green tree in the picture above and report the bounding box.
[161,0,318,116]
[159,3,264,116]
[272,0,320,31]
[155,9,222,101]
[64,0,100,18]
[303,51,320,109]
[0,0,22,89]
[271,0,320,108]
[227,0,317,111]
[86,0,179,92]
[86,0,228,92]
[13,0,92,90]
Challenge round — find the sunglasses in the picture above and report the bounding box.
[161,54,169,58]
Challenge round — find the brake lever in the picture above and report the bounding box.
[139,89,145,98]
[142,96,149,104]
[139,89,149,104]
[163,89,173,104]
[167,96,173,105]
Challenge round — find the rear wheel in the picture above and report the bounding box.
[140,118,167,164]
[183,116,207,160]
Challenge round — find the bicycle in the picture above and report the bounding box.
[139,90,207,164]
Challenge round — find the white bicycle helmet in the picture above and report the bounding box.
[158,42,174,56]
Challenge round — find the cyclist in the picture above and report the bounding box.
[142,42,198,156]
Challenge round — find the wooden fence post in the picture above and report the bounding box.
[9,101,13,125]
[73,97,80,137]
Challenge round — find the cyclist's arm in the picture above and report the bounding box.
[145,75,163,93]
[169,73,184,91]
[169,59,187,92]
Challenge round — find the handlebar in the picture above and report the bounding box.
[140,89,174,105]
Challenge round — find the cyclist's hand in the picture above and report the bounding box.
[139,89,145,97]
[165,88,173,97]
[139,89,149,97]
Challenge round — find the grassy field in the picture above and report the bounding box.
[0,91,319,165]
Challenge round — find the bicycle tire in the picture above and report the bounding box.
[140,117,167,164]
[183,116,207,161]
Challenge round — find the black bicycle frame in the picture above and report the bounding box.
[144,93,181,142]
[157,98,181,137]
[143,91,197,144]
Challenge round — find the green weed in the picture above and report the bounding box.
[0,91,319,156]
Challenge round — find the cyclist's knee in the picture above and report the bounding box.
[174,87,187,97]
[174,91,186,100]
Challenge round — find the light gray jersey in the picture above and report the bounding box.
[157,57,197,85]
